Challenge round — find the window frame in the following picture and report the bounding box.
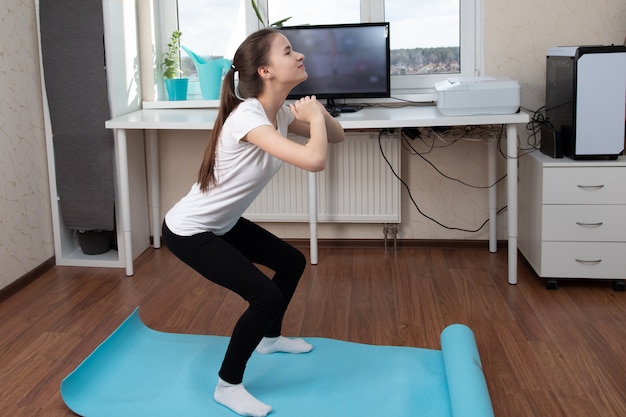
[154,0,483,102]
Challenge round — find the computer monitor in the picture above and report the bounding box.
[280,22,390,110]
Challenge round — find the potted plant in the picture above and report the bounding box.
[161,30,188,100]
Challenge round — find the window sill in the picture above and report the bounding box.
[143,100,220,109]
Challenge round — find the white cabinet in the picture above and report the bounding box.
[518,151,626,289]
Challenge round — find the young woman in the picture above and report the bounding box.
[162,28,344,417]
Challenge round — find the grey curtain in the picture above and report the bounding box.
[39,0,115,232]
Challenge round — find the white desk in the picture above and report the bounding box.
[106,106,529,284]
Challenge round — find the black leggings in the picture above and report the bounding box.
[162,218,306,384]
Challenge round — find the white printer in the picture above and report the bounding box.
[434,76,520,116]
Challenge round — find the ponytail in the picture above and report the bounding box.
[197,67,241,192]
[197,28,278,192]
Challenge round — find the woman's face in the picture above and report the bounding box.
[263,33,307,89]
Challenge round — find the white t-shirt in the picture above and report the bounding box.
[165,98,295,236]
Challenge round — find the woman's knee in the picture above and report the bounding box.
[283,246,306,276]
[251,282,284,314]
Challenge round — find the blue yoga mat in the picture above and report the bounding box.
[61,308,494,417]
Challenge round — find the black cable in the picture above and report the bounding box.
[520,101,573,153]
[521,105,549,150]
[401,134,506,189]
[378,131,507,233]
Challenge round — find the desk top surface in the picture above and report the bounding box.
[106,105,529,130]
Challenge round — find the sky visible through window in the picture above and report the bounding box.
[384,0,459,49]
[177,0,243,59]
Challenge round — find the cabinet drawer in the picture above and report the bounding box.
[543,167,626,204]
[542,205,626,241]
[539,242,626,278]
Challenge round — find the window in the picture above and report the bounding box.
[158,0,481,100]
[385,0,469,93]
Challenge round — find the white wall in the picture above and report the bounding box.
[484,0,626,113]
[0,0,54,290]
[0,0,624,290]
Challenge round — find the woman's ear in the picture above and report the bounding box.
[258,66,272,79]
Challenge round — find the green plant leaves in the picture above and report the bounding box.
[162,30,183,79]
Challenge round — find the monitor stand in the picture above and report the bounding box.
[326,98,363,117]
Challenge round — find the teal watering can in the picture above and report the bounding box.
[182,46,231,100]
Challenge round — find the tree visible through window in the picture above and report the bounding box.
[385,0,460,76]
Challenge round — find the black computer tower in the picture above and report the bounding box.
[545,45,626,159]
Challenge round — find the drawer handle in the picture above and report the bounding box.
[575,258,602,265]
[575,221,603,227]
[577,184,605,190]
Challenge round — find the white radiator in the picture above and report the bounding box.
[245,132,401,223]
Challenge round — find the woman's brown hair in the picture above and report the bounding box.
[197,28,279,192]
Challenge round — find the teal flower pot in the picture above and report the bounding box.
[164,78,188,101]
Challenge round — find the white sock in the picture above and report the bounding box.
[255,336,313,355]
[214,378,272,417]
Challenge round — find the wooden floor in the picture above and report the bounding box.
[1,243,625,416]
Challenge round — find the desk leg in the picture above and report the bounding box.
[147,129,161,248]
[308,171,318,265]
[506,124,518,285]
[488,134,497,253]
[114,128,134,276]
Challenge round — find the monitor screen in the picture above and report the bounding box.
[280,22,390,101]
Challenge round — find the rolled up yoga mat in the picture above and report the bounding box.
[441,324,495,417]
[61,308,494,416]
